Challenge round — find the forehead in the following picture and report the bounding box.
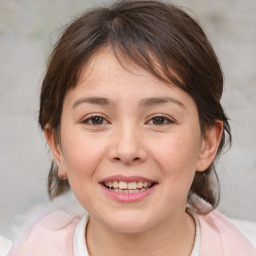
[74,48,171,95]
[76,47,177,92]
[64,47,197,112]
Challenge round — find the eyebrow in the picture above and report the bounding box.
[72,97,113,109]
[139,97,185,108]
[72,96,185,109]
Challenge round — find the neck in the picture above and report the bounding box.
[86,210,196,256]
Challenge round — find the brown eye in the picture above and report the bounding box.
[152,117,165,125]
[92,117,104,125]
[149,116,173,125]
[82,116,107,125]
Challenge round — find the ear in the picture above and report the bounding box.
[44,125,67,179]
[196,121,223,172]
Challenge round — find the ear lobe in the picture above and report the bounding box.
[196,121,223,172]
[44,125,67,177]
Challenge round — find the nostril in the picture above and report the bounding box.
[113,156,140,162]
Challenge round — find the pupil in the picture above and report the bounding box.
[93,117,103,125]
[153,117,164,125]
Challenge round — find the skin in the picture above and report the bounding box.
[45,47,223,256]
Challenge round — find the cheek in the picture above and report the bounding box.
[153,132,201,180]
[61,130,106,177]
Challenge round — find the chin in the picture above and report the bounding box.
[104,212,153,234]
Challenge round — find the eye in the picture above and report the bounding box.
[148,115,173,125]
[82,115,108,125]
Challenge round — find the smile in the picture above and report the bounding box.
[99,175,158,202]
[102,181,155,193]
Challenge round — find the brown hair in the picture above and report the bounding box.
[39,0,231,214]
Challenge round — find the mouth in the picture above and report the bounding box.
[101,180,157,194]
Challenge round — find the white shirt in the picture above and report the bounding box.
[0,235,12,256]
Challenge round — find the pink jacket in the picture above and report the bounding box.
[8,203,256,256]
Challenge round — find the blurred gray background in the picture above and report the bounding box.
[0,0,255,240]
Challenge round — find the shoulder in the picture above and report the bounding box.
[199,210,256,255]
[8,192,86,256]
[227,216,256,248]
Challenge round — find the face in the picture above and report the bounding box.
[47,48,219,234]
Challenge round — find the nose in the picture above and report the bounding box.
[108,123,147,165]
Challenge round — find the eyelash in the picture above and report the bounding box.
[81,114,174,126]
[146,115,174,126]
[81,115,109,125]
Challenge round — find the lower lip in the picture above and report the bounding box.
[100,184,157,203]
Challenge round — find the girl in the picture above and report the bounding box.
[8,0,256,255]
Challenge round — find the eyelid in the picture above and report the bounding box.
[146,114,175,125]
[80,113,175,126]
[81,113,110,125]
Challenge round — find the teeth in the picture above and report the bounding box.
[108,187,150,193]
[137,181,143,188]
[128,181,137,190]
[104,180,154,191]
[119,181,128,189]
[113,181,119,188]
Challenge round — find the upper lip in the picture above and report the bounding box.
[99,175,157,183]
